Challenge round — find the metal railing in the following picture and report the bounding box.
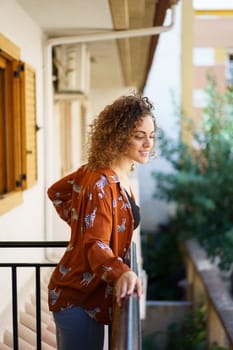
[0,241,142,350]
[0,241,66,350]
[111,242,142,350]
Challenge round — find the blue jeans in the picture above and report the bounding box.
[53,306,105,350]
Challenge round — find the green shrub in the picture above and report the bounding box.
[166,304,228,350]
[142,304,228,350]
[142,330,161,350]
[142,227,185,300]
[152,77,233,270]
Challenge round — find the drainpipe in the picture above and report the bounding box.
[44,4,177,249]
[47,5,175,46]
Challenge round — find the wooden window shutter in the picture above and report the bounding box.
[21,63,37,188]
[13,60,24,191]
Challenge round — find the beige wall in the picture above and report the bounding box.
[194,66,227,92]
[181,6,233,134]
[194,18,233,47]
[181,0,194,142]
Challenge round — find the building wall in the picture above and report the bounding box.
[138,2,233,234]
[0,0,45,244]
[138,2,182,233]
[0,0,45,335]
[192,14,233,124]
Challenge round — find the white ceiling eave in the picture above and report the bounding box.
[17,0,177,91]
[46,3,176,89]
[47,10,175,46]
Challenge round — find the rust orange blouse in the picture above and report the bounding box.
[47,165,138,324]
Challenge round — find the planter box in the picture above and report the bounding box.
[142,300,191,350]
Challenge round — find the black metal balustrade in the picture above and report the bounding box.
[0,241,142,350]
[0,241,67,350]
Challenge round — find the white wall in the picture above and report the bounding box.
[0,0,45,335]
[90,87,136,116]
[139,3,182,233]
[0,0,45,244]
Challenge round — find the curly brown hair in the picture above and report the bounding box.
[87,93,157,169]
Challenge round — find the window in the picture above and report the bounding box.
[0,34,37,214]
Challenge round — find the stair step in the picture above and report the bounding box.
[1,269,56,349]
[42,329,56,348]
[41,341,56,350]
[46,320,56,333]
[4,330,34,350]
[0,343,12,350]
[3,324,56,349]
[18,323,36,345]
[25,302,52,324]
[19,311,56,347]
[31,295,49,313]
[19,311,37,332]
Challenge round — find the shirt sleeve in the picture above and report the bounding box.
[47,171,76,225]
[83,181,130,285]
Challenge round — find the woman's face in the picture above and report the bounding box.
[125,114,155,164]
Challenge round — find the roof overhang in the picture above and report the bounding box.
[17,0,178,91]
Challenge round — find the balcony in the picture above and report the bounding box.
[0,242,141,350]
[2,239,233,349]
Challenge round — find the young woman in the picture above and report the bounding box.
[47,93,157,350]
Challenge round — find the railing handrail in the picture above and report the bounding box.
[111,242,142,350]
[0,241,68,248]
[0,241,142,350]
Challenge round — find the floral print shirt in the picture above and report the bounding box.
[47,165,138,324]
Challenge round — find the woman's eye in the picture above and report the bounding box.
[134,135,144,140]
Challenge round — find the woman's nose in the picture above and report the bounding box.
[143,137,151,147]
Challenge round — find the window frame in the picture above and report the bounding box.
[0,34,37,215]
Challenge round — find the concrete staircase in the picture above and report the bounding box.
[0,273,56,350]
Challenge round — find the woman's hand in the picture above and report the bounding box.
[115,271,142,306]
